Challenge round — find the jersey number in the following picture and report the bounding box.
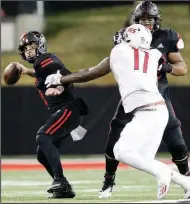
[134,48,149,73]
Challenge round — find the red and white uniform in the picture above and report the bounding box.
[110,41,163,113]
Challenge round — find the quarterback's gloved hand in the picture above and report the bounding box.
[158,63,173,74]
[45,70,62,88]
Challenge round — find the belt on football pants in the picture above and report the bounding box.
[132,100,166,114]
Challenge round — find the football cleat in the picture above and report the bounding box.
[47,177,75,199]
[99,172,115,199]
[184,174,190,199]
[157,171,171,199]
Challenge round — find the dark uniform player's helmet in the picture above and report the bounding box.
[132,1,161,31]
[18,31,47,63]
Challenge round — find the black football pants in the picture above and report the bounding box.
[36,102,81,179]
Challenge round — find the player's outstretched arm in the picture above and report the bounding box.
[45,57,111,87]
[60,57,111,83]
[168,52,187,76]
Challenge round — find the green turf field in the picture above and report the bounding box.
[2,4,190,86]
[1,168,187,203]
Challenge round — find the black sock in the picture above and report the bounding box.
[36,134,63,179]
[105,155,119,175]
[172,154,189,175]
[176,162,189,175]
[36,146,54,179]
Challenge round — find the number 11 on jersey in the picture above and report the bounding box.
[134,48,149,73]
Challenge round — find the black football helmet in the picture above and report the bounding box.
[18,31,48,63]
[132,1,161,31]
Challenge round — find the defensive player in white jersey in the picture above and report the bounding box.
[44,24,190,200]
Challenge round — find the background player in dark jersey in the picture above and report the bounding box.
[101,1,190,198]
[44,0,189,199]
[98,1,189,198]
[16,31,88,199]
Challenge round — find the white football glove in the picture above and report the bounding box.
[45,70,62,88]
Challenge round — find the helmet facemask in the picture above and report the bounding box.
[139,17,155,31]
[137,16,160,32]
[133,1,161,32]
[19,42,39,63]
[25,42,39,62]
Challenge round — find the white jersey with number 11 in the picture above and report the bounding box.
[110,41,164,113]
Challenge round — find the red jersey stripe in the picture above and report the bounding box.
[41,60,53,68]
[41,58,52,65]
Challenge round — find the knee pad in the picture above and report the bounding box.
[36,134,49,146]
[172,145,189,165]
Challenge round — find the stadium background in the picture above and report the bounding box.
[2,1,190,203]
[2,1,190,155]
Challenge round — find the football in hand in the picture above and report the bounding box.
[4,62,22,85]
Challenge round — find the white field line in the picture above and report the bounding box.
[2,180,181,193]
[2,180,101,186]
[1,180,181,189]
[2,197,190,204]
[2,177,187,203]
[2,158,105,164]
[2,185,188,204]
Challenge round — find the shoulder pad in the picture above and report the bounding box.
[161,28,184,51]
[34,53,55,68]
[168,29,184,50]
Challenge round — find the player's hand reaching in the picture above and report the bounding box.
[157,57,173,74]
[12,62,35,77]
[157,63,173,74]
[45,70,62,88]
[12,62,29,74]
